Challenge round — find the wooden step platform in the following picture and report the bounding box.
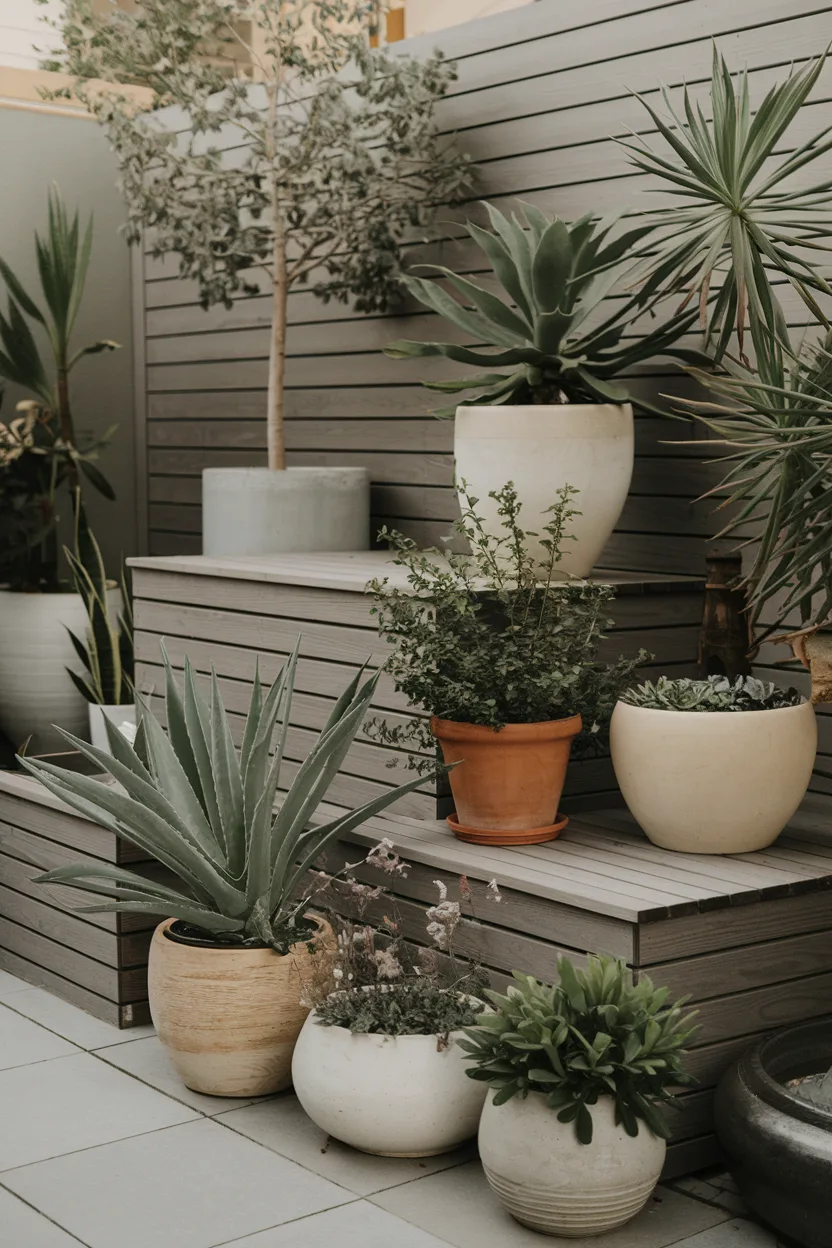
[129,551,705,815]
[324,797,832,1178]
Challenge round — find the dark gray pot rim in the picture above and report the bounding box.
[739,1017,832,1132]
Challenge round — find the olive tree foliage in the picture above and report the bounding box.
[43,0,470,468]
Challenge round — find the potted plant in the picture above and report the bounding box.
[369,481,644,845]
[0,189,119,752]
[51,0,469,557]
[21,644,432,1097]
[64,511,135,753]
[292,854,493,1157]
[385,201,703,574]
[461,958,697,1237]
[715,1020,832,1248]
[610,675,816,854]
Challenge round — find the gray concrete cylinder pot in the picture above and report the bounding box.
[202,466,370,556]
[714,1018,832,1248]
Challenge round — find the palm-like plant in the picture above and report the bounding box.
[621,48,832,361]
[678,334,832,637]
[0,187,120,497]
[21,645,429,949]
[385,202,703,416]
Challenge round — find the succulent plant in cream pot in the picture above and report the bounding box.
[387,203,703,575]
[22,644,430,1097]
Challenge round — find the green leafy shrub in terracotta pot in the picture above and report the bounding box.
[611,676,816,854]
[22,644,431,1097]
[462,958,696,1236]
[369,481,645,845]
[292,855,494,1157]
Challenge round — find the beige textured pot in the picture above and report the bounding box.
[148,919,322,1096]
[610,700,818,854]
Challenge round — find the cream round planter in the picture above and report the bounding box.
[610,700,818,854]
[291,1010,488,1157]
[148,919,319,1097]
[478,1092,665,1237]
[453,404,633,576]
[202,466,370,556]
[0,586,121,754]
[88,703,136,753]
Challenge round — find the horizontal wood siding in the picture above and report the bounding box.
[0,774,155,1027]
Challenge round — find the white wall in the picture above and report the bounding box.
[0,0,61,69]
[404,0,531,37]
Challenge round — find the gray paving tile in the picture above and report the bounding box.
[96,1035,268,1114]
[0,1004,79,1069]
[674,1219,778,1248]
[0,1051,198,1171]
[4,1118,354,1248]
[217,1094,476,1196]
[2,986,154,1049]
[0,1187,87,1246]
[224,1201,452,1247]
[0,969,32,997]
[371,1162,732,1248]
[673,1174,748,1217]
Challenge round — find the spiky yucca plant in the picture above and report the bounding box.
[385,202,703,416]
[622,48,832,361]
[22,645,429,949]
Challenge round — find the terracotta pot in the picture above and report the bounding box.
[431,715,581,845]
[148,918,325,1097]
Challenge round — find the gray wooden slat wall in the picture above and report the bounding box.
[135,0,832,795]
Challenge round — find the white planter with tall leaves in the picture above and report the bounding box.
[387,203,698,573]
[21,646,430,1097]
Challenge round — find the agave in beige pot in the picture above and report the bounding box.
[23,642,430,1096]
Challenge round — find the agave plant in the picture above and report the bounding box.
[385,202,703,416]
[21,645,429,949]
[65,505,133,705]
[622,48,832,361]
[678,334,832,635]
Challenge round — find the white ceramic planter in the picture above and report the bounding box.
[88,703,136,753]
[0,587,121,754]
[291,1010,488,1157]
[453,404,633,576]
[478,1091,665,1237]
[202,466,370,556]
[610,700,818,854]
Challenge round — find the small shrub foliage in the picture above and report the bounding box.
[622,675,804,713]
[460,957,697,1144]
[369,482,646,759]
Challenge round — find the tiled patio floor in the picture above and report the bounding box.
[0,969,778,1248]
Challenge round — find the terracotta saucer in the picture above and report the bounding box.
[446,811,569,846]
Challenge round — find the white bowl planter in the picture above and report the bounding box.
[478,1092,665,1237]
[453,404,633,577]
[0,587,121,754]
[610,700,818,854]
[88,703,136,753]
[202,466,370,557]
[291,1010,487,1157]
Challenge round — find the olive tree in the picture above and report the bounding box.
[45,0,470,468]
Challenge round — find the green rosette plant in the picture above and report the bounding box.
[461,957,697,1144]
[385,201,705,416]
[623,675,804,713]
[22,643,431,950]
